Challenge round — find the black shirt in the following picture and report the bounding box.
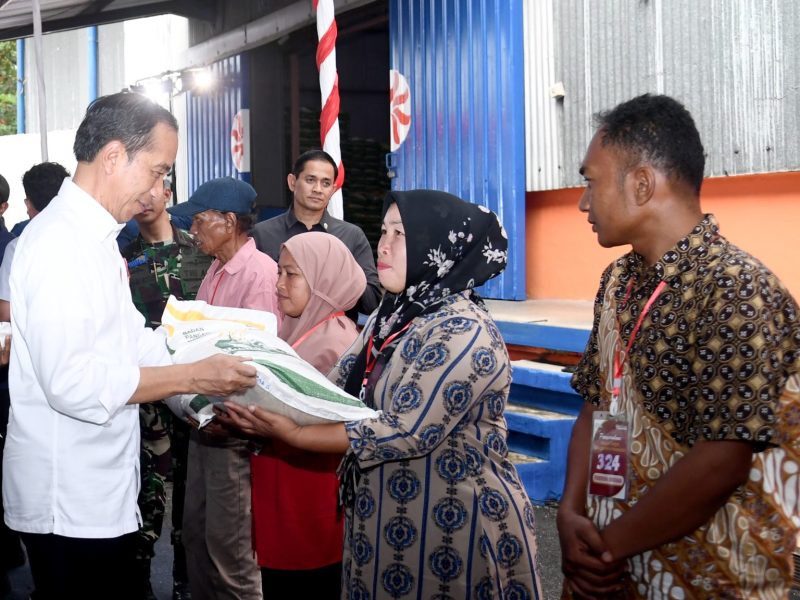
[250,206,382,316]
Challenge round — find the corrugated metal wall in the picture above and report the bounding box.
[186,53,251,195]
[23,29,89,133]
[526,0,800,191]
[523,0,561,192]
[389,0,527,301]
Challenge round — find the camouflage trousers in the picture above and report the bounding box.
[135,401,191,583]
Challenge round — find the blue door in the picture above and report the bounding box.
[389,0,526,300]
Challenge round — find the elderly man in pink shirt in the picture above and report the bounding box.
[168,177,279,600]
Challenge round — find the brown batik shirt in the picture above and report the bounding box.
[571,214,800,598]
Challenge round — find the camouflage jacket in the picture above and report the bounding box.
[122,224,212,329]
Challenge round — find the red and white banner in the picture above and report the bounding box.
[314,0,344,219]
[390,69,411,151]
[230,109,250,173]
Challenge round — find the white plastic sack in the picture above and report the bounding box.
[161,297,379,428]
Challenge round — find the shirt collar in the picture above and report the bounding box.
[627,214,721,283]
[62,178,126,243]
[220,237,257,275]
[284,203,331,230]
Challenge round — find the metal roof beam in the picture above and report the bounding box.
[0,0,215,41]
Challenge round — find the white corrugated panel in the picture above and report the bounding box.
[24,28,89,133]
[523,0,561,191]
[526,0,800,190]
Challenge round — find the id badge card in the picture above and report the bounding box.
[588,410,631,500]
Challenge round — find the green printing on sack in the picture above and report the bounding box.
[216,337,293,357]
[250,358,365,408]
[189,395,212,412]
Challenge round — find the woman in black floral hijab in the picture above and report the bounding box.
[342,189,509,402]
[224,189,542,600]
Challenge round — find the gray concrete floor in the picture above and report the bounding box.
[5,486,564,600]
[5,489,798,600]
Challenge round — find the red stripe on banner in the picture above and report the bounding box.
[316,21,338,70]
[319,76,340,136]
[393,90,409,106]
[393,107,411,126]
[313,0,319,9]
[335,161,344,189]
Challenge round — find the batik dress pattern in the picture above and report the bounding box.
[333,293,542,600]
[572,216,800,599]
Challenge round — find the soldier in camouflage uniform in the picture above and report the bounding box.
[122,177,212,600]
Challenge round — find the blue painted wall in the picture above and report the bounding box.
[388,0,526,300]
[186,53,251,195]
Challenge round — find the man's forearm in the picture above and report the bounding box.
[128,364,197,404]
[601,439,753,561]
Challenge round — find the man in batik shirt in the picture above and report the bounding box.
[558,94,800,599]
[122,176,211,600]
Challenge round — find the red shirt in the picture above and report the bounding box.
[250,444,343,569]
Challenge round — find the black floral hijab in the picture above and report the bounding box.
[342,189,508,401]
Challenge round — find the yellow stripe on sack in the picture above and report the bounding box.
[163,302,268,330]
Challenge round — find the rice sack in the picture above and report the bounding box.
[160,296,379,427]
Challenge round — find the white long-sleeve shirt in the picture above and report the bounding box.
[2,178,171,538]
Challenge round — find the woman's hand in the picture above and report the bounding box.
[222,401,302,444]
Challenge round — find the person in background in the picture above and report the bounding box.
[122,174,212,600]
[167,177,280,600]
[0,174,13,243]
[0,162,71,321]
[0,162,68,596]
[2,92,257,600]
[219,231,365,599]
[558,94,800,598]
[250,149,381,318]
[225,190,543,599]
[118,211,193,251]
[0,172,14,591]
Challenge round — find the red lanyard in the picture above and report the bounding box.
[612,280,667,398]
[361,322,412,392]
[291,311,345,349]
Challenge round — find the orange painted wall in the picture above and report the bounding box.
[525,171,800,300]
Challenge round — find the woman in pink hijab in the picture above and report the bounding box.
[251,232,366,598]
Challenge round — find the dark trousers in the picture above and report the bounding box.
[261,562,341,600]
[0,382,25,573]
[20,531,138,600]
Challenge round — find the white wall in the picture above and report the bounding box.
[0,130,78,230]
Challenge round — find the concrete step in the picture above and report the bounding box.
[509,359,583,416]
[505,398,577,504]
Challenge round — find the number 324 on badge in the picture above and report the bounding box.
[588,411,630,501]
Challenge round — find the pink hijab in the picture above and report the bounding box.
[278,232,367,374]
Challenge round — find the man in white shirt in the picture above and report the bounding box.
[2,92,257,600]
[0,161,71,321]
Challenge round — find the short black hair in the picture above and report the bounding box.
[233,212,255,235]
[23,162,71,212]
[73,91,178,163]
[0,173,8,204]
[292,149,338,181]
[596,94,705,194]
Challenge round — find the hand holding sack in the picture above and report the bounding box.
[160,297,379,427]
